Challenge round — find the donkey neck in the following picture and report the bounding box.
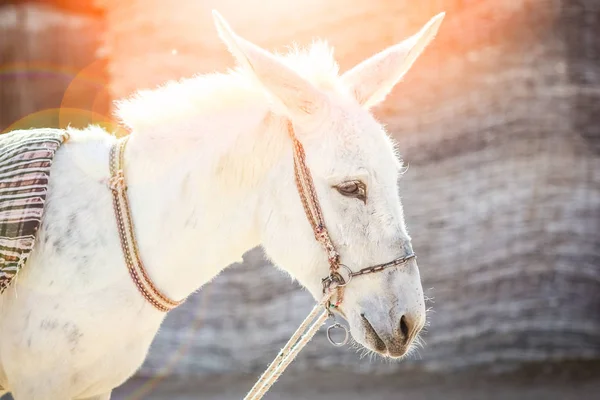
[118,108,288,302]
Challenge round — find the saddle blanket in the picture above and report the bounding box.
[0,128,69,294]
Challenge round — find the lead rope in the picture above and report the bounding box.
[242,122,348,400]
[242,291,334,400]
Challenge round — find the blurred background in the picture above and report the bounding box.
[1,0,600,399]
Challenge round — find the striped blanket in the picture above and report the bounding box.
[0,128,69,294]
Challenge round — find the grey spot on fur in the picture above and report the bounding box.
[63,322,83,351]
[64,323,82,342]
[184,215,198,228]
[40,319,59,331]
[52,237,63,254]
[181,172,191,196]
[71,252,88,264]
[38,320,83,350]
[184,207,198,228]
[65,212,81,240]
[68,213,77,226]
[340,204,349,216]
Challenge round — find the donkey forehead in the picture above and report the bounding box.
[309,116,402,180]
[308,137,402,184]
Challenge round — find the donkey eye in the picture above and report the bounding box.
[335,180,367,203]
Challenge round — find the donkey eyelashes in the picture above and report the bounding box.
[334,180,367,203]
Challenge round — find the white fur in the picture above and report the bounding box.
[0,10,444,399]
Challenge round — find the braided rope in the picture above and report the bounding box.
[243,291,334,400]
[109,137,183,311]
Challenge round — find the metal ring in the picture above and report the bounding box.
[326,322,350,347]
[333,264,353,287]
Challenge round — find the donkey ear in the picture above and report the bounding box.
[212,10,329,121]
[341,12,445,109]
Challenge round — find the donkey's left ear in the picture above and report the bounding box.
[212,10,329,122]
[341,12,445,109]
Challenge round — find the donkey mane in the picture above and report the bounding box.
[114,41,342,133]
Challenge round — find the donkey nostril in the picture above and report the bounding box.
[400,315,410,338]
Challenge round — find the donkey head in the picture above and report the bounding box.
[213,11,444,358]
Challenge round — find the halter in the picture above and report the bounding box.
[241,123,416,400]
[107,122,416,399]
[288,120,416,317]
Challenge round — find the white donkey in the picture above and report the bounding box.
[0,10,444,400]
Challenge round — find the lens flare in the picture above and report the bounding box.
[0,61,130,137]
[123,285,214,399]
